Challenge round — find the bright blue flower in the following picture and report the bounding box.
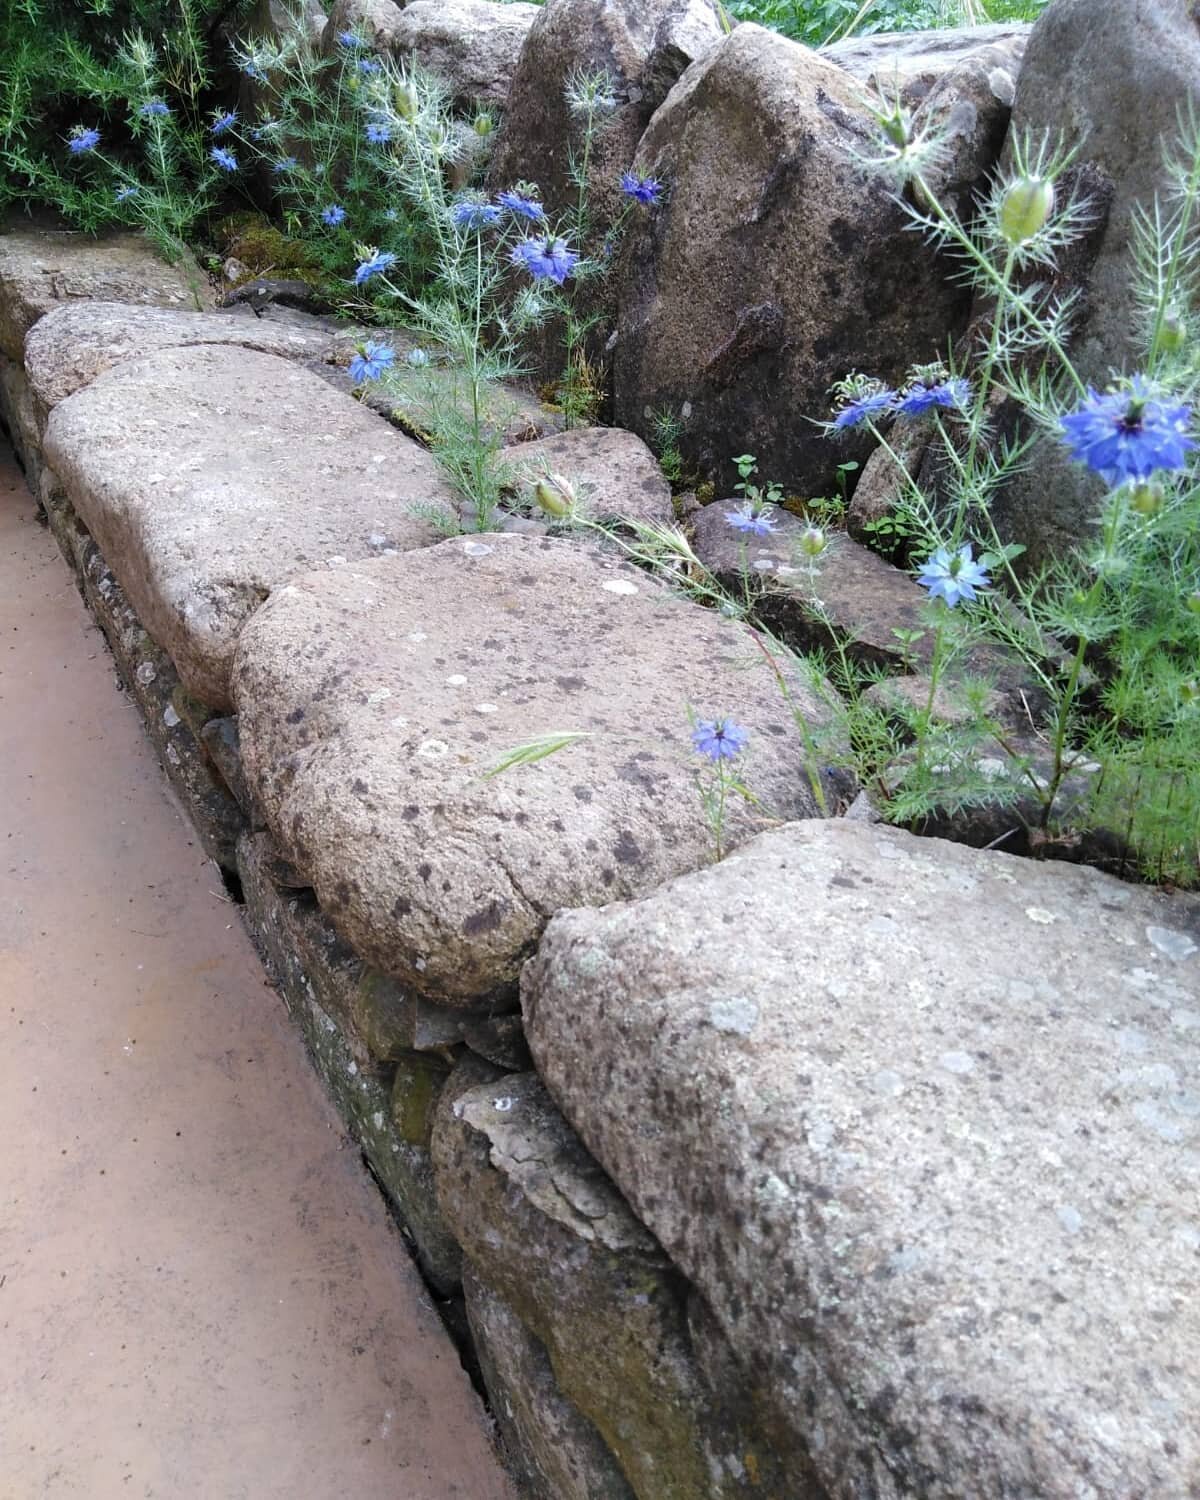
[321,204,347,226]
[272,156,298,173]
[917,544,991,608]
[452,200,500,231]
[210,146,238,171]
[211,109,237,135]
[620,170,662,205]
[139,99,170,117]
[511,235,579,285]
[496,189,544,221]
[354,249,396,285]
[337,29,364,47]
[349,341,395,384]
[832,388,895,430]
[242,62,266,81]
[358,57,381,73]
[115,184,139,201]
[67,126,101,154]
[691,718,750,762]
[1060,377,1195,486]
[365,120,391,144]
[725,504,777,536]
[897,377,971,417]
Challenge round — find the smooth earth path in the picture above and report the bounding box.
[0,439,515,1500]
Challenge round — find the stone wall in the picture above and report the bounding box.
[3,2,1200,1488]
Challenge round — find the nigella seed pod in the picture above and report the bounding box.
[798,526,827,558]
[1181,680,1200,705]
[394,83,417,120]
[1186,591,1200,616]
[473,112,495,138]
[1130,480,1164,515]
[533,473,575,518]
[1161,307,1187,353]
[998,176,1055,246]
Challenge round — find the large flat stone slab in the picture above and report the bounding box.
[0,223,211,361]
[523,819,1200,1499]
[233,534,837,1004]
[24,300,335,414]
[43,344,452,709]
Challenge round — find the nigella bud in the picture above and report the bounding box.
[1130,479,1164,515]
[998,176,1055,246]
[533,473,576,518]
[473,112,495,138]
[1186,591,1200,616]
[394,83,417,120]
[1181,680,1199,705]
[798,525,827,558]
[1161,306,1187,352]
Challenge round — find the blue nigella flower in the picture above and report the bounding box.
[1060,377,1195,486]
[67,126,101,154]
[452,200,500,231]
[691,718,750,762]
[139,99,170,117]
[354,249,397,285]
[897,376,971,418]
[620,170,662,205]
[917,544,991,608]
[510,235,579,285]
[349,341,395,384]
[337,29,364,47]
[115,184,139,201]
[272,156,298,173]
[496,189,544,221]
[358,57,381,74]
[211,109,237,135]
[365,120,391,144]
[242,61,265,81]
[725,504,778,536]
[210,146,238,171]
[321,204,347,226]
[833,388,896,430]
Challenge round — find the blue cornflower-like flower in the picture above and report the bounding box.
[354,249,397,285]
[510,235,579,285]
[349,341,395,384]
[115,184,139,201]
[832,388,896,430]
[1060,377,1195,486]
[725,504,778,536]
[692,718,750,762]
[336,29,364,47]
[321,204,347,226]
[620,170,662,205]
[452,200,500,231]
[139,99,170,117]
[496,189,544,221]
[358,57,381,73]
[67,126,101,154]
[365,120,391,144]
[272,156,298,173]
[917,544,991,608]
[210,146,238,171]
[211,109,237,135]
[897,376,971,417]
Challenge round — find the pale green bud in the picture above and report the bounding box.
[1186,591,1200,616]
[1181,680,1200,705]
[1130,479,1164,516]
[394,83,417,120]
[798,525,827,559]
[533,473,575,518]
[1161,307,1187,353]
[473,112,495,138]
[999,176,1055,246]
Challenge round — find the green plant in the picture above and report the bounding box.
[721,0,1049,47]
[648,406,686,485]
[732,453,784,509]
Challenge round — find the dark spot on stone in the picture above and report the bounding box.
[352,778,369,796]
[600,867,615,887]
[402,805,420,822]
[555,675,586,693]
[463,900,507,936]
[286,707,305,724]
[832,875,855,888]
[332,882,352,909]
[518,573,539,586]
[573,786,593,803]
[613,830,643,865]
[392,895,412,917]
[584,838,599,853]
[417,862,432,881]
[514,811,529,826]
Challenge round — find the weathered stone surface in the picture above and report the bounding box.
[321,0,405,53]
[43,344,450,709]
[392,0,540,110]
[0,355,41,488]
[824,21,1028,97]
[464,1265,636,1500]
[614,23,1011,498]
[236,829,464,1292]
[846,422,932,541]
[488,0,723,234]
[435,1072,802,1498]
[502,426,673,527]
[525,817,1200,1499]
[24,301,335,415]
[0,223,210,362]
[234,533,837,1003]
[985,0,1197,561]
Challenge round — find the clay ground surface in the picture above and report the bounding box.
[0,438,515,1500]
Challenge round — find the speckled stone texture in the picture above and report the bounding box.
[501,426,674,528]
[42,343,451,709]
[823,20,1027,94]
[391,0,540,110]
[24,300,335,416]
[233,533,838,1004]
[523,818,1200,1499]
[0,222,210,361]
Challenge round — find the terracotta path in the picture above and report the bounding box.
[0,439,515,1500]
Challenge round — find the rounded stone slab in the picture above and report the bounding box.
[523,819,1200,1499]
[24,300,336,413]
[233,533,833,1004]
[501,426,674,528]
[43,343,450,710]
[391,0,540,110]
[0,223,211,361]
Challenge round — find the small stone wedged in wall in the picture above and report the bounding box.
[232,532,839,1006]
[391,0,541,112]
[524,817,1200,1498]
[499,426,674,529]
[42,343,454,710]
[433,1071,807,1498]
